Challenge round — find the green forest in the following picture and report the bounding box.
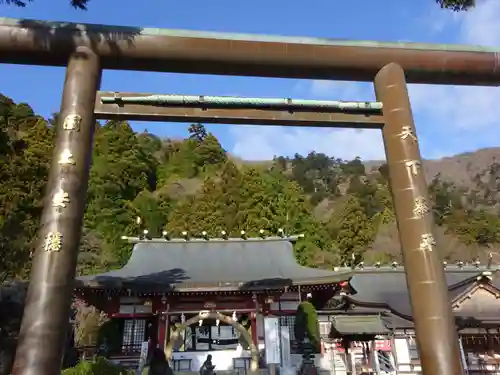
[1,93,500,282]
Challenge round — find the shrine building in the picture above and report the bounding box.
[75,234,500,375]
[74,234,352,372]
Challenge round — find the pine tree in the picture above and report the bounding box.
[0,99,53,281]
[328,196,376,266]
[83,120,157,269]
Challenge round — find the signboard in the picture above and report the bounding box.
[136,341,149,375]
[333,340,392,352]
[264,316,281,364]
[280,328,291,368]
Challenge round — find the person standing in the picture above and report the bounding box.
[199,354,216,375]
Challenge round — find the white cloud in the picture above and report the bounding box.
[408,84,500,131]
[409,0,500,129]
[307,81,373,100]
[230,0,500,161]
[231,126,384,161]
[460,0,500,45]
[231,80,383,161]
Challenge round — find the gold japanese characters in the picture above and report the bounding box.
[399,125,417,141]
[63,114,82,131]
[58,149,76,166]
[405,160,421,177]
[412,196,430,218]
[45,114,79,255]
[52,188,70,209]
[419,233,436,252]
[44,232,63,252]
[54,115,80,214]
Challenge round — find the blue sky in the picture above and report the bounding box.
[2,0,499,161]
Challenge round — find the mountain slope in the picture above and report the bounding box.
[1,93,499,281]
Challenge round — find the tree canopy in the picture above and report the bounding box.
[436,0,475,11]
[2,0,89,9]
[2,0,475,11]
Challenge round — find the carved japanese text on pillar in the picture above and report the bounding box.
[58,149,76,166]
[63,114,82,131]
[413,196,430,218]
[405,160,421,176]
[44,232,63,252]
[399,125,417,141]
[419,233,436,252]
[52,188,70,209]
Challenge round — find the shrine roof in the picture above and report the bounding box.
[76,236,352,292]
[330,314,390,336]
[347,265,500,318]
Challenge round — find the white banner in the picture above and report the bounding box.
[280,327,291,368]
[264,316,281,364]
[137,341,149,375]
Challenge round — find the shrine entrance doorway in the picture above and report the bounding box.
[165,310,259,373]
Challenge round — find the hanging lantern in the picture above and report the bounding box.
[181,313,185,324]
[232,311,237,321]
[216,319,220,327]
[199,319,203,327]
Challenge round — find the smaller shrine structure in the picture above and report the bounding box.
[317,262,500,375]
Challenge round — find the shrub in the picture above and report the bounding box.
[62,357,134,375]
[72,299,109,349]
[294,301,320,352]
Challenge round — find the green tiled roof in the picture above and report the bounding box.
[331,315,390,335]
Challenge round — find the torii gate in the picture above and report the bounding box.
[1,18,499,375]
